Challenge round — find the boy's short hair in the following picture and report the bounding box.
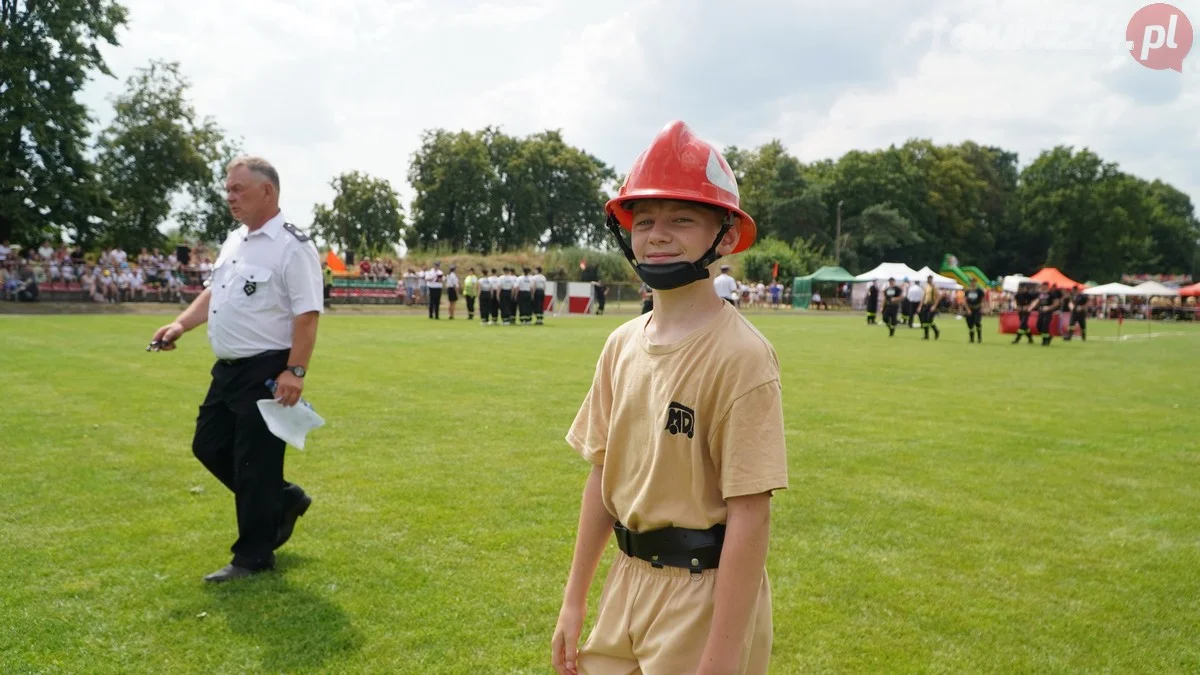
[624,199,728,221]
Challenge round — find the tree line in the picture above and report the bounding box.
[4,0,1198,283]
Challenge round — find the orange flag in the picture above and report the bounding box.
[325,250,346,272]
[772,262,779,280]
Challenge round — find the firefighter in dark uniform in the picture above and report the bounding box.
[963,278,987,343]
[882,277,902,337]
[149,157,322,583]
[1064,284,1088,341]
[866,283,879,324]
[1035,282,1060,346]
[1013,283,1037,344]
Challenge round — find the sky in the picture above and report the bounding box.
[79,0,1200,241]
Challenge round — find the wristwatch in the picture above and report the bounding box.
[287,365,306,378]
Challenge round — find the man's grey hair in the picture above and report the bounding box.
[226,156,280,193]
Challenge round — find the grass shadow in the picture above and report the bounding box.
[204,554,362,673]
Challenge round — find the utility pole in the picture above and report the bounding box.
[835,200,844,265]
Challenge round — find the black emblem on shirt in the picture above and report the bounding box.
[665,402,695,439]
[283,222,311,242]
[244,281,257,296]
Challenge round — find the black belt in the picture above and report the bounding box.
[216,349,289,367]
[613,521,725,572]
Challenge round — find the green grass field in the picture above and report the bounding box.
[2,310,1198,674]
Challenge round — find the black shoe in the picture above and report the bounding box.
[1012,336,1021,344]
[203,564,268,583]
[276,494,312,549]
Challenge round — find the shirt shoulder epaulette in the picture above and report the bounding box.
[282,222,311,243]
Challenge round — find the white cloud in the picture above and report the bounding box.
[78,0,1200,244]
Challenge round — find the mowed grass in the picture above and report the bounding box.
[1,310,1198,674]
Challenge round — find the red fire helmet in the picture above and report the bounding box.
[605,121,757,254]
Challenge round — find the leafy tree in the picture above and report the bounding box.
[95,60,223,251]
[0,0,128,245]
[311,171,406,258]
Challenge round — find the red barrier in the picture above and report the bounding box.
[998,311,1070,336]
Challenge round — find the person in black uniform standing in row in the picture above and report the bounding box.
[531,266,547,325]
[963,278,987,343]
[150,156,323,583]
[516,267,534,325]
[1013,283,1037,344]
[866,283,879,324]
[882,277,902,337]
[1035,281,1060,346]
[1064,284,1088,341]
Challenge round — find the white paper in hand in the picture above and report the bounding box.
[257,379,325,449]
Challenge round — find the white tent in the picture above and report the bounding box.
[915,266,963,290]
[1001,275,1035,293]
[1131,280,1178,296]
[855,262,920,282]
[1084,282,1138,296]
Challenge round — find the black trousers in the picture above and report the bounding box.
[192,350,304,570]
[479,293,491,322]
[533,289,545,320]
[500,290,514,322]
[428,287,442,318]
[1037,309,1054,338]
[920,306,940,338]
[882,304,899,327]
[966,308,982,330]
[1068,310,1086,338]
[466,294,475,318]
[1018,310,1032,334]
[594,286,606,314]
[517,290,533,323]
[641,299,653,314]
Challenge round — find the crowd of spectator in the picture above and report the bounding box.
[0,238,224,304]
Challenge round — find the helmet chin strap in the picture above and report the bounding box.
[605,214,733,291]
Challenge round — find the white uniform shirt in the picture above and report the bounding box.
[499,274,515,291]
[532,273,546,291]
[713,273,737,300]
[446,271,459,290]
[907,284,924,304]
[517,274,532,292]
[425,268,444,288]
[206,212,323,360]
[478,276,491,293]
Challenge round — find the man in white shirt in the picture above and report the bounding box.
[38,241,55,260]
[445,264,460,320]
[149,156,323,583]
[712,264,738,306]
[0,239,11,262]
[477,269,493,326]
[516,267,533,325]
[531,266,548,325]
[486,268,501,325]
[906,280,924,328]
[498,266,516,325]
[425,261,445,319]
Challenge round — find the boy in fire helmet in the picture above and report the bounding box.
[551,121,787,675]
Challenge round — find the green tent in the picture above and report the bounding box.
[792,266,858,308]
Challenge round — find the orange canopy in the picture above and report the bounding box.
[1179,282,1200,297]
[1030,267,1083,289]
